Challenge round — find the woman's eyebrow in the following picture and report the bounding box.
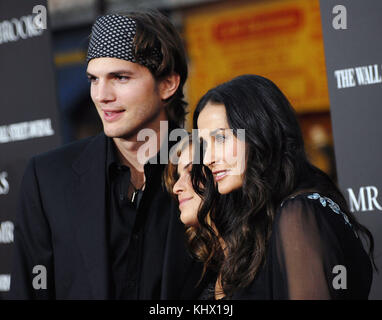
[184,162,192,171]
[177,161,192,175]
[210,128,226,136]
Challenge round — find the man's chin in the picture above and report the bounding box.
[103,126,138,140]
[103,126,124,138]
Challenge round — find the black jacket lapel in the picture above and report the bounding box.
[69,132,110,299]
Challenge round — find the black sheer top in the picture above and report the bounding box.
[203,192,373,300]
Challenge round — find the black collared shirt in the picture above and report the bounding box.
[106,137,176,299]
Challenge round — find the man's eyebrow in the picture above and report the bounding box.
[86,70,134,77]
[109,70,134,76]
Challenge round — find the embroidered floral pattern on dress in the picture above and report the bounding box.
[307,193,353,228]
[281,192,358,237]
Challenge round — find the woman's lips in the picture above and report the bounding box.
[179,197,193,207]
[213,170,228,182]
[103,110,125,122]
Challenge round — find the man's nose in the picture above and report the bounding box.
[93,80,116,103]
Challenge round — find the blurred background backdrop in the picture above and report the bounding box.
[49,0,337,180]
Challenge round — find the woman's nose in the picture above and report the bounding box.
[173,176,184,195]
[203,142,215,167]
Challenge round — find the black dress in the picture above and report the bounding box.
[204,192,373,300]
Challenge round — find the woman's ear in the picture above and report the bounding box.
[159,73,181,100]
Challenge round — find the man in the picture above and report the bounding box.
[10,11,207,299]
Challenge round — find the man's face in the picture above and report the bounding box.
[87,57,165,139]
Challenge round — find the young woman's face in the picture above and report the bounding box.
[172,146,202,227]
[197,102,246,194]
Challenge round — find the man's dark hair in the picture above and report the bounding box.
[124,10,188,127]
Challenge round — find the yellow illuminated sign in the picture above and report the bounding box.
[184,0,329,129]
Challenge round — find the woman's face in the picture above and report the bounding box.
[172,146,202,227]
[197,102,246,194]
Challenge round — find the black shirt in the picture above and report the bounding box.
[106,137,176,299]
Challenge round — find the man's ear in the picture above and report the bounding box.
[159,73,180,100]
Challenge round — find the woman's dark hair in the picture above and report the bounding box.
[124,10,188,126]
[192,74,376,298]
[164,134,222,280]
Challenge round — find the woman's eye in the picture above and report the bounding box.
[215,134,226,143]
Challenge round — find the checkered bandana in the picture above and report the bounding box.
[86,14,162,71]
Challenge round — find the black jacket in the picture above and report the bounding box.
[10,132,205,299]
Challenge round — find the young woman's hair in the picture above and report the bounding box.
[164,134,193,199]
[124,10,188,127]
[192,74,376,298]
[164,134,222,280]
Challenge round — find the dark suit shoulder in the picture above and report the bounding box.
[31,132,106,176]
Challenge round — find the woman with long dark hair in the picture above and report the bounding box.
[165,134,217,279]
[168,74,375,300]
